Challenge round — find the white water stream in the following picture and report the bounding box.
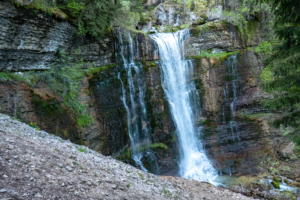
[115,32,159,173]
[116,31,152,171]
[150,30,218,182]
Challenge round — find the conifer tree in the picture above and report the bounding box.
[259,0,300,145]
[59,0,121,39]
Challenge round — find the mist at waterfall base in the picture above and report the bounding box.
[150,30,218,183]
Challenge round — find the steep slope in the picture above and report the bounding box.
[0,113,254,199]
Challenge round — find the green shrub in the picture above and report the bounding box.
[76,114,94,128]
[0,72,13,82]
[78,147,88,153]
[40,50,94,128]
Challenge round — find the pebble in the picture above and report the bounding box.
[35,193,43,198]
[66,166,73,171]
[0,189,7,193]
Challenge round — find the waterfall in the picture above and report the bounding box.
[224,54,239,119]
[115,30,157,172]
[221,53,241,175]
[150,30,217,182]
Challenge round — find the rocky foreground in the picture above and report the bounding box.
[0,114,254,200]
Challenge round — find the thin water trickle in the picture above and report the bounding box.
[150,30,218,183]
[115,30,157,172]
[221,53,241,176]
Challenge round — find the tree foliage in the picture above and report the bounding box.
[259,0,300,146]
[222,0,272,41]
[112,0,149,30]
[23,0,121,39]
[58,0,121,39]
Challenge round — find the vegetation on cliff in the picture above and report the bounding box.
[11,0,150,39]
[222,0,273,39]
[40,50,94,128]
[10,0,120,39]
[259,0,300,149]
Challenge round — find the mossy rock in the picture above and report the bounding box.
[273,177,279,182]
[193,18,206,25]
[273,176,282,182]
[172,27,179,32]
[180,24,190,29]
[190,28,201,36]
[272,180,280,189]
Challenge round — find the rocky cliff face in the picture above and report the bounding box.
[0,0,299,181]
[0,0,114,71]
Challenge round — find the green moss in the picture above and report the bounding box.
[84,65,116,77]
[116,155,124,160]
[137,143,168,152]
[76,114,94,128]
[194,50,239,61]
[124,148,131,160]
[273,177,279,182]
[246,113,274,119]
[203,121,211,126]
[272,180,280,189]
[190,28,201,37]
[194,18,206,25]
[0,71,41,86]
[77,147,88,153]
[180,24,190,29]
[170,132,177,143]
[9,0,68,19]
[150,143,168,150]
[141,61,149,72]
[172,27,180,32]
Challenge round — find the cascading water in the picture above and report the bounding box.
[219,53,242,175]
[115,30,158,173]
[150,30,218,182]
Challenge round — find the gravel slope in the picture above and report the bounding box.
[0,114,254,200]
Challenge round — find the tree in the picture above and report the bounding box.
[259,0,300,146]
[59,0,121,39]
